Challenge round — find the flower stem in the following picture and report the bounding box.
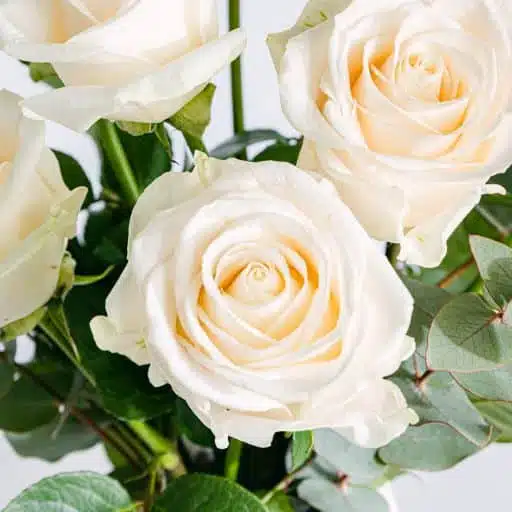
[224,438,243,481]
[128,420,187,477]
[228,0,247,159]
[97,120,140,206]
[0,352,142,470]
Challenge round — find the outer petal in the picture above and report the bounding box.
[90,263,150,366]
[268,0,412,69]
[128,154,222,250]
[0,186,86,326]
[21,29,246,131]
[400,183,505,267]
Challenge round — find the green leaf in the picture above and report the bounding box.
[155,124,173,159]
[253,139,302,164]
[402,278,452,353]
[291,431,314,471]
[6,417,98,462]
[454,364,512,402]
[470,235,512,306]
[94,124,171,193]
[175,398,214,446]
[64,283,175,421]
[298,479,388,512]
[0,360,14,398]
[4,472,132,512]
[379,423,483,471]
[152,474,266,512]
[475,401,512,439]
[54,151,93,207]
[75,266,116,287]
[266,491,295,512]
[0,306,47,343]
[29,62,63,88]
[170,84,216,154]
[115,121,156,137]
[427,294,512,372]
[477,401,512,442]
[392,368,490,446]
[211,130,287,160]
[0,363,72,433]
[313,429,385,485]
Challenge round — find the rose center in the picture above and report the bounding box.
[227,261,285,304]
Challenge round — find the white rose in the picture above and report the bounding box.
[91,154,416,449]
[0,90,86,328]
[269,0,512,268]
[0,0,246,132]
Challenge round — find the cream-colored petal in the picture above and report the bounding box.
[0,186,86,327]
[0,90,22,160]
[128,158,222,251]
[21,29,246,131]
[400,183,504,268]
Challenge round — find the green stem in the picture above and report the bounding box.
[128,421,187,477]
[97,120,140,205]
[228,0,247,159]
[224,438,243,481]
[39,316,96,387]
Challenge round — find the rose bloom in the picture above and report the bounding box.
[91,154,416,449]
[269,0,511,268]
[0,0,245,131]
[0,90,85,328]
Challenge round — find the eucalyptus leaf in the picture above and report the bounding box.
[454,364,512,402]
[292,431,314,471]
[402,278,452,353]
[314,429,385,485]
[427,294,512,372]
[211,130,287,160]
[391,368,490,446]
[470,235,512,306]
[379,423,482,471]
[152,474,266,512]
[6,417,98,462]
[474,401,512,439]
[4,472,132,512]
[298,479,389,512]
[170,84,216,154]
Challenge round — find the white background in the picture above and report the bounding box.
[1,0,512,509]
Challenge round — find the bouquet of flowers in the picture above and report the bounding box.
[1,0,512,510]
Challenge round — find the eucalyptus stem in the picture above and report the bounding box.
[224,438,243,481]
[228,0,247,159]
[128,420,187,477]
[97,120,140,205]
